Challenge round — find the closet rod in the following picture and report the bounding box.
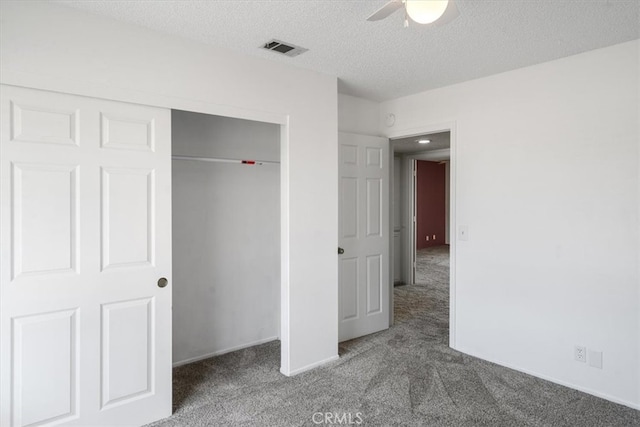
[172,155,279,166]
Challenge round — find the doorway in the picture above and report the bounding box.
[389,129,455,345]
[414,157,449,301]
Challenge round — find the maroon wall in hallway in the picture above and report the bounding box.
[416,160,446,249]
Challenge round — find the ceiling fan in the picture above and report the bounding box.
[367,0,459,28]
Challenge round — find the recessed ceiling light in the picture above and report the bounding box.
[417,139,431,144]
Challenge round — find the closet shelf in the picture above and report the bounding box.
[172,155,279,166]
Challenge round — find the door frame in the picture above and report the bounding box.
[387,122,457,348]
[2,80,294,374]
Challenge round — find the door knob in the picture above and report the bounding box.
[338,247,345,255]
[157,277,168,288]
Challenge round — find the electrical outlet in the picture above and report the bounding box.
[574,345,586,363]
[426,236,429,241]
[432,234,436,240]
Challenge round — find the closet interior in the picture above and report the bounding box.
[171,109,281,366]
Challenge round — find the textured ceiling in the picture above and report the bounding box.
[56,0,640,101]
[392,131,449,154]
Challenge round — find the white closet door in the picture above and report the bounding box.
[338,132,390,342]
[0,85,172,426]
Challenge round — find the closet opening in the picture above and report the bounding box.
[170,110,282,377]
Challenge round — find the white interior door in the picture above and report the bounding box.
[0,85,172,426]
[338,132,389,342]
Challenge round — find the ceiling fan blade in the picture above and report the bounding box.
[431,0,460,27]
[366,0,404,21]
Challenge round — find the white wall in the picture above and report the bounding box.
[338,94,381,136]
[172,111,280,366]
[0,1,338,375]
[381,40,640,408]
[172,111,280,162]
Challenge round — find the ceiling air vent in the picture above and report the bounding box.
[261,39,308,57]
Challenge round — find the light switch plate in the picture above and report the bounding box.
[458,225,469,241]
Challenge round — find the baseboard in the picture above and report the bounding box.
[173,336,280,368]
[454,346,640,411]
[281,354,340,377]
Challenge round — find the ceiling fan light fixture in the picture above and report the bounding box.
[405,0,449,24]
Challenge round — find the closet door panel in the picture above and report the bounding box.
[101,167,155,270]
[0,85,172,427]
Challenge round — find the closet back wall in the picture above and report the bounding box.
[172,110,280,366]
